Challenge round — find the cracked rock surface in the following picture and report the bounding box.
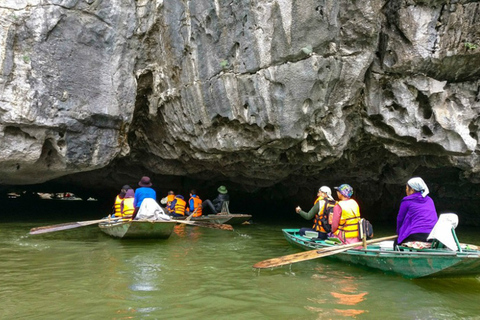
[1,1,480,222]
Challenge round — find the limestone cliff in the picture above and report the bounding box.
[1,0,480,221]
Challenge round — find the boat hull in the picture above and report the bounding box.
[99,220,176,239]
[283,229,480,278]
[175,214,251,225]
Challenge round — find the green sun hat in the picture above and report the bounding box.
[217,185,228,194]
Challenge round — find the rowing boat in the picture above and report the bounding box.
[175,213,252,225]
[98,220,176,239]
[282,228,480,278]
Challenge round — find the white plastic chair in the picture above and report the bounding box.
[427,213,460,251]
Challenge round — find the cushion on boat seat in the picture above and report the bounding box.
[427,213,458,251]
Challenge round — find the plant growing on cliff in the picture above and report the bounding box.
[465,42,478,50]
[23,55,30,63]
[220,59,229,70]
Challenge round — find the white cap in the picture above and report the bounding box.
[319,186,334,200]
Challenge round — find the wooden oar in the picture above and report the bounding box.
[173,219,233,231]
[253,235,398,269]
[185,206,199,221]
[29,217,124,235]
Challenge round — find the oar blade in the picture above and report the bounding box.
[253,248,330,269]
[29,222,86,235]
[29,217,122,235]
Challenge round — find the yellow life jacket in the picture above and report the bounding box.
[187,196,203,217]
[114,195,123,215]
[174,197,186,216]
[121,198,135,217]
[313,199,336,233]
[334,199,361,240]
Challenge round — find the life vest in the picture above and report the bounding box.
[334,199,361,240]
[166,194,175,213]
[174,197,186,216]
[188,196,203,217]
[312,199,336,233]
[121,198,135,217]
[114,195,123,215]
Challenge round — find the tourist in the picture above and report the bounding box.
[186,189,203,217]
[396,177,438,246]
[119,189,135,218]
[296,186,336,240]
[132,176,156,220]
[169,194,187,217]
[160,190,176,213]
[112,185,131,216]
[202,185,229,214]
[330,184,361,244]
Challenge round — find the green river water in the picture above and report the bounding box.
[1,215,480,319]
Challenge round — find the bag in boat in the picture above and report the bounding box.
[135,198,172,221]
[359,218,374,240]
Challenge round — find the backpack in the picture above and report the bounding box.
[359,218,374,240]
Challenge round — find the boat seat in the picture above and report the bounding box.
[427,213,460,251]
[220,201,231,214]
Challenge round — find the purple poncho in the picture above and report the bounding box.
[396,192,438,243]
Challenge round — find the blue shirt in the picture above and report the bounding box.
[134,187,156,208]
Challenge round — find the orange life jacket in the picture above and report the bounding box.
[312,199,336,233]
[334,199,361,240]
[187,196,203,217]
[174,197,186,216]
[166,194,175,213]
[120,198,134,217]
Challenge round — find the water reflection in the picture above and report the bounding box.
[1,221,480,319]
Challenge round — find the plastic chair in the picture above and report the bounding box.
[427,213,461,251]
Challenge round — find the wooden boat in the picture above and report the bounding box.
[98,219,176,239]
[282,228,480,278]
[175,213,252,225]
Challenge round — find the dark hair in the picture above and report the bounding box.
[190,189,197,195]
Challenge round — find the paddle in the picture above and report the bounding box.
[185,206,199,221]
[173,219,234,231]
[253,235,398,269]
[29,217,125,235]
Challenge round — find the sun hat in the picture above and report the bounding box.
[138,176,152,187]
[217,185,228,194]
[334,184,353,198]
[319,186,334,200]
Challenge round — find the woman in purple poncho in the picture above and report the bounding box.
[396,177,438,245]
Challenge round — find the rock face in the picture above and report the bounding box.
[1,1,480,222]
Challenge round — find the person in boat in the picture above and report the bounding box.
[330,184,361,244]
[186,189,203,217]
[295,186,336,240]
[131,176,156,220]
[202,185,229,214]
[112,185,132,216]
[168,194,187,217]
[119,189,135,218]
[160,190,176,214]
[396,177,438,246]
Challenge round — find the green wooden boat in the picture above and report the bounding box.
[283,229,480,278]
[174,213,252,225]
[98,220,176,239]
